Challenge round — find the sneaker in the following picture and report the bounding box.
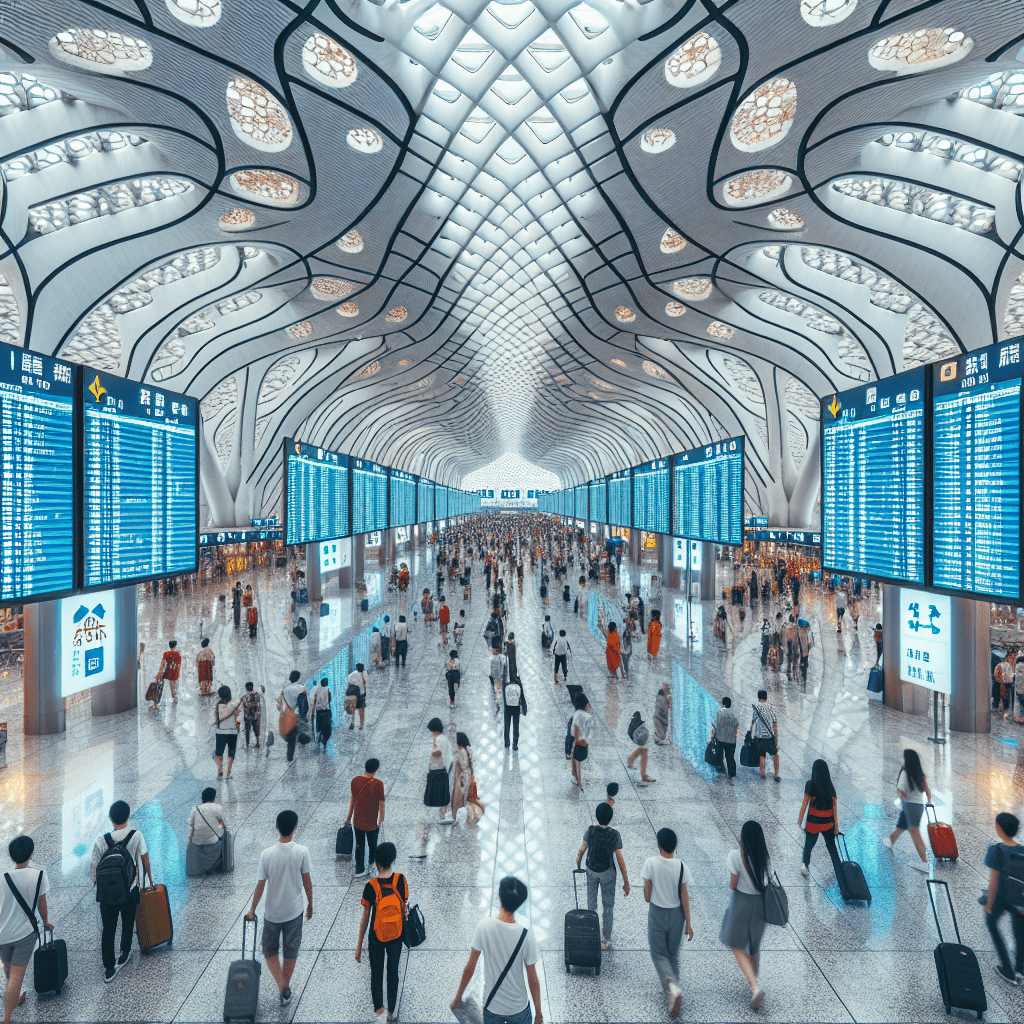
[116,951,131,970]
[881,837,893,849]
[750,987,765,1011]
[666,981,682,1019]
[281,986,293,1006]
[911,859,930,873]
[994,965,1018,986]
[800,864,809,878]
[104,967,117,983]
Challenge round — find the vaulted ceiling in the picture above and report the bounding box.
[1,0,1021,526]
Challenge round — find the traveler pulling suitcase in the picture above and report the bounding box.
[136,870,173,952]
[926,803,959,862]
[565,868,601,975]
[336,823,354,858]
[224,914,261,1022]
[836,832,871,904]
[927,879,986,1019]
[34,930,68,995]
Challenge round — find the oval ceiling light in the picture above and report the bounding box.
[386,306,408,323]
[287,321,313,339]
[665,301,686,317]
[337,229,364,253]
[226,77,293,152]
[665,31,721,88]
[731,78,797,152]
[868,28,973,74]
[301,33,357,87]
[767,206,805,230]
[722,169,793,207]
[708,321,735,339]
[615,306,636,323]
[347,128,384,153]
[673,278,712,300]
[643,360,670,379]
[641,128,676,153]
[49,28,153,74]
[800,0,857,26]
[166,0,221,27]
[660,228,686,253]
[219,207,255,232]
[310,277,356,301]
[338,301,360,318]
[230,169,301,207]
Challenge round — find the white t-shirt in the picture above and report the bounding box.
[0,865,49,944]
[393,621,408,641]
[256,840,312,924]
[90,826,149,891]
[313,685,332,711]
[552,636,569,656]
[347,669,367,694]
[471,917,539,1017]
[215,699,241,734]
[433,733,454,771]
[835,591,847,611]
[571,709,593,745]
[281,681,304,711]
[640,855,693,909]
[897,769,926,804]
[189,803,225,845]
[726,848,765,896]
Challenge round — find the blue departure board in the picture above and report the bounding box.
[564,488,574,519]
[575,485,587,521]
[633,458,670,533]
[932,340,1022,601]
[435,485,449,520]
[389,469,417,528]
[671,437,744,545]
[285,440,348,545]
[83,371,197,587]
[418,478,434,523]
[821,375,924,583]
[607,469,631,527]
[0,344,76,602]
[589,480,607,523]
[352,459,388,535]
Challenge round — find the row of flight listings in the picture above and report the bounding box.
[821,333,1024,603]
[536,437,746,545]
[0,340,199,605]
[283,440,483,548]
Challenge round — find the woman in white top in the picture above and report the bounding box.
[312,678,332,749]
[885,748,932,870]
[719,821,772,1011]
[186,787,226,876]
[214,685,241,779]
[570,694,593,790]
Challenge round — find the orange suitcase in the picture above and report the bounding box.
[926,803,958,862]
[136,875,173,953]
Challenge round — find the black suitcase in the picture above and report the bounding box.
[336,823,353,858]
[928,879,986,1019]
[224,914,261,1022]
[34,930,68,995]
[320,603,330,617]
[836,833,871,903]
[565,869,601,975]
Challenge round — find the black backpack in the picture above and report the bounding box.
[627,711,642,740]
[586,826,616,873]
[296,690,309,719]
[95,830,138,905]
[1001,845,1024,911]
[293,617,307,640]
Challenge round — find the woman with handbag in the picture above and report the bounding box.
[450,731,475,822]
[213,686,241,780]
[186,787,226,875]
[720,820,774,1011]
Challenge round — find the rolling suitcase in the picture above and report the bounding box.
[926,803,959,862]
[336,823,354,858]
[836,833,871,904]
[221,829,235,873]
[867,667,884,693]
[34,930,68,995]
[564,869,601,975]
[224,914,261,1022]
[928,879,986,1019]
[136,872,173,952]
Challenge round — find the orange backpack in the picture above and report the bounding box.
[369,875,405,942]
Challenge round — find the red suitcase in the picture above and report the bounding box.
[136,872,173,953]
[926,803,958,861]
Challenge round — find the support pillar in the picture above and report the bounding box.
[305,542,323,604]
[628,530,641,565]
[353,537,365,586]
[700,541,716,602]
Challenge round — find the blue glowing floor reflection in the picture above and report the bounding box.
[670,662,722,783]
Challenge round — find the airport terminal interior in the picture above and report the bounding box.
[2,1,1024,1022]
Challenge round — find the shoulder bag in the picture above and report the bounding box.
[483,927,528,1010]
[762,868,789,926]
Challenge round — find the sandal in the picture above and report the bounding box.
[642,777,657,783]
[216,772,223,779]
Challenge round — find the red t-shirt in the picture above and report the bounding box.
[439,605,450,624]
[351,776,385,832]
[161,651,181,680]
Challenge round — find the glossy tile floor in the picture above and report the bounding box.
[1,545,1023,1023]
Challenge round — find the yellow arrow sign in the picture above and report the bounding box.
[828,395,841,418]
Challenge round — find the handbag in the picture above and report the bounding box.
[145,682,158,702]
[704,735,723,768]
[762,869,789,926]
[403,904,426,948]
[279,704,298,737]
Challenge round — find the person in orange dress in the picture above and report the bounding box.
[599,619,623,680]
[647,610,662,658]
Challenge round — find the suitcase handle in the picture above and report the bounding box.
[836,831,850,862]
[572,867,587,909]
[242,913,258,961]
[927,879,961,947]
[925,802,938,826]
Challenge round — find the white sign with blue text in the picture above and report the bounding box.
[899,589,951,694]
[61,591,117,697]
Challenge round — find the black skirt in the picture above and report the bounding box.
[424,767,451,807]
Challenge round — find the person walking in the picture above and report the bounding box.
[626,712,655,785]
[380,616,392,665]
[232,582,242,627]
[247,602,259,639]
[369,626,383,670]
[355,842,408,1022]
[0,835,52,1023]
[90,801,152,983]
[345,759,385,878]
[883,748,931,872]
[439,597,450,643]
[984,812,1024,985]
[153,639,181,708]
[246,810,313,1007]
[570,693,593,790]
[873,622,883,666]
[796,618,813,677]
[797,759,843,879]
[214,685,241,779]
[423,718,454,825]
[712,697,739,785]
[620,623,633,679]
[451,875,543,1024]
[502,670,527,751]
[312,676,332,749]
[647,610,662,659]
[241,681,261,749]
[450,733,484,823]
[196,637,215,697]
[576,802,629,951]
[598,618,622,681]
[834,587,847,633]
[641,828,694,1019]
[393,616,409,667]
[654,682,671,745]
[541,616,553,653]
[720,820,772,1010]
[750,690,780,781]
[552,630,569,683]
[278,671,305,764]
[346,663,368,731]
[186,787,226,876]
[489,643,509,711]
[446,649,461,708]
[504,632,519,683]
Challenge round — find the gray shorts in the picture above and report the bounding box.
[0,931,37,968]
[262,913,303,960]
[897,802,925,830]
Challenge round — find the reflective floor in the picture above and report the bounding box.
[1,547,1023,1022]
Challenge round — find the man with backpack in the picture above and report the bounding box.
[355,842,408,1022]
[152,639,181,708]
[89,801,152,982]
[576,802,630,951]
[502,670,527,751]
[984,812,1024,985]
[541,615,553,652]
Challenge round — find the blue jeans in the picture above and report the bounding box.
[484,1004,533,1024]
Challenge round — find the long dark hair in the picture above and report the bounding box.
[902,748,925,792]
[809,759,836,807]
[739,820,770,894]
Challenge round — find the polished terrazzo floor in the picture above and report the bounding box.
[1,541,1023,1023]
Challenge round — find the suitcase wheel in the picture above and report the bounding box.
[594,965,600,976]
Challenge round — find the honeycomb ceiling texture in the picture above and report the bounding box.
[1,0,1021,526]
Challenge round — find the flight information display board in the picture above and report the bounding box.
[607,469,631,527]
[284,441,349,545]
[563,488,574,519]
[671,437,744,545]
[435,485,449,520]
[821,373,925,583]
[633,458,670,533]
[352,459,388,536]
[389,469,417,529]
[0,344,77,602]
[418,478,434,523]
[83,372,197,588]
[574,485,587,521]
[932,340,1022,601]
[589,479,607,523]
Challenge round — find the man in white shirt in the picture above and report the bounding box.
[0,835,52,1021]
[570,694,592,790]
[489,645,508,709]
[640,828,694,1019]
[279,670,306,763]
[246,810,313,1007]
[187,788,225,845]
[347,663,368,730]
[393,616,409,667]
[541,616,554,653]
[552,631,570,683]
[90,801,152,983]
[451,875,543,1024]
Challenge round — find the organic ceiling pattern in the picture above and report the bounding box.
[0,0,1021,526]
